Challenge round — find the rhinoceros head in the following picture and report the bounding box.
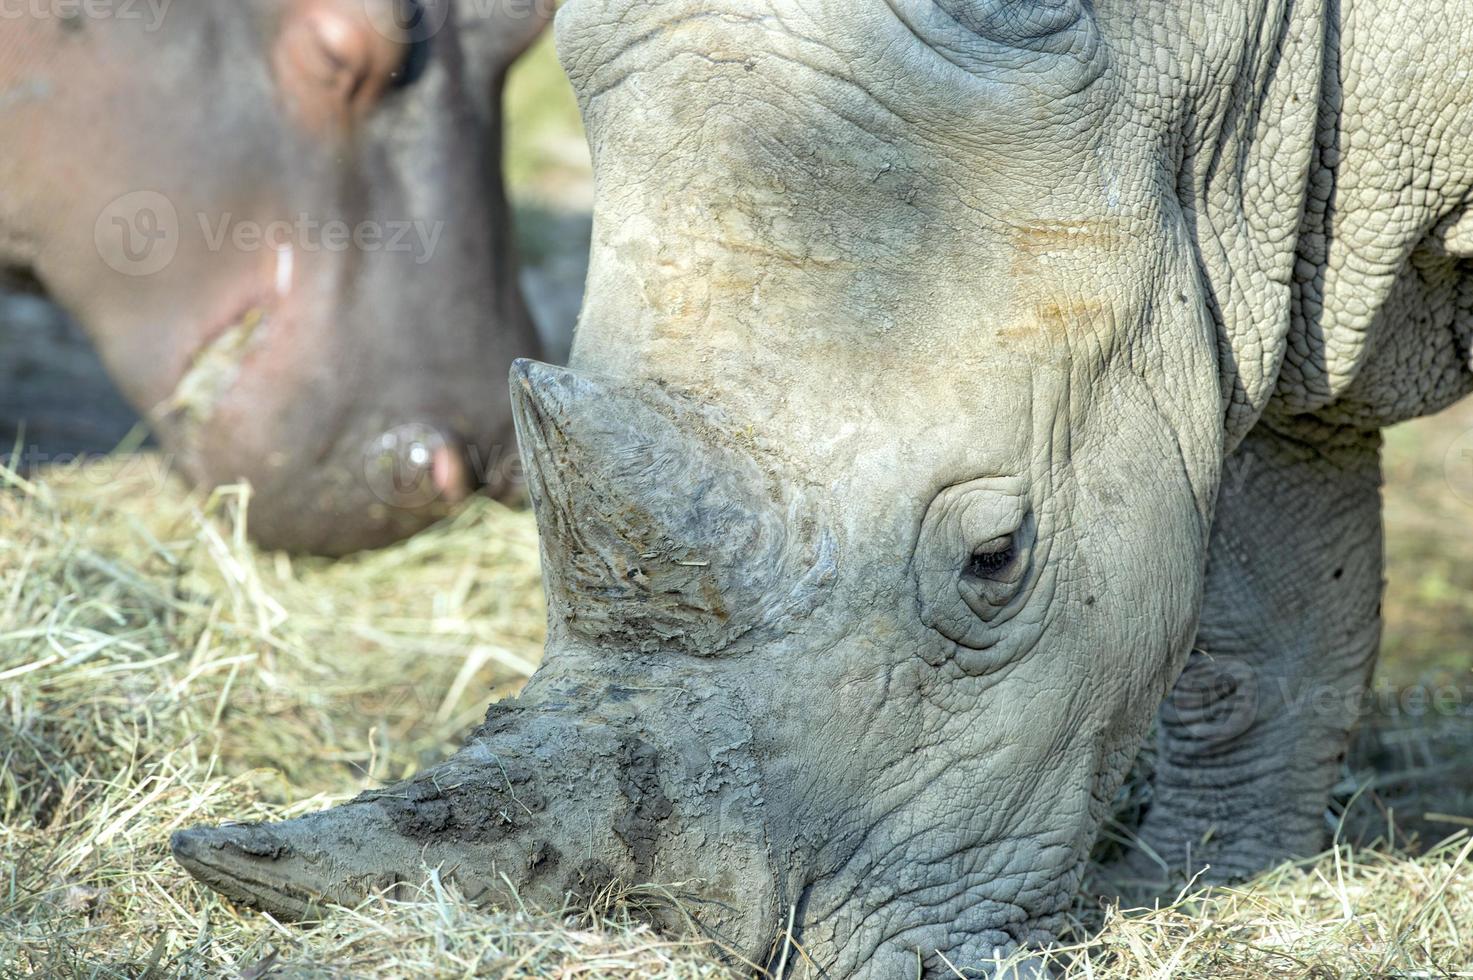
[522,0,1314,969]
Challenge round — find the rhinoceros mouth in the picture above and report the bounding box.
[171,816,415,921]
[157,242,299,432]
[157,304,269,426]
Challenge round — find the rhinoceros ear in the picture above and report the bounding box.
[934,0,1094,53]
[900,0,1103,93]
[457,0,552,68]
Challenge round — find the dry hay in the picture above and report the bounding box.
[2,454,1472,978]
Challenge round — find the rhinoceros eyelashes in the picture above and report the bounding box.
[965,535,1019,579]
[915,478,1041,658]
[958,518,1035,622]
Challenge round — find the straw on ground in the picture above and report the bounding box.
[2,456,1471,978]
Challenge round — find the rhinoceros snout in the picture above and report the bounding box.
[362,422,482,510]
[175,701,785,961]
[170,822,336,922]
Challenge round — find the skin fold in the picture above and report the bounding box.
[0,0,547,555]
[172,0,1473,976]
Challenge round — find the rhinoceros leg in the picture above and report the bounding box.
[1119,420,1383,885]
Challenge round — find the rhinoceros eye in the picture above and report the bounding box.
[957,516,1034,621]
[914,477,1041,653]
[965,535,1018,579]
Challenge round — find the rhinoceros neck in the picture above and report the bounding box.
[1102,0,1331,451]
[1272,0,1473,426]
[1127,0,1473,442]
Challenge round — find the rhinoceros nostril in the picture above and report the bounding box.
[363,423,472,509]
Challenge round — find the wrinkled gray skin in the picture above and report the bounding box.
[0,0,546,555]
[174,0,1471,975]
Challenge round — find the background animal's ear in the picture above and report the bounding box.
[273,0,410,129]
[458,0,553,71]
[1177,0,1327,450]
